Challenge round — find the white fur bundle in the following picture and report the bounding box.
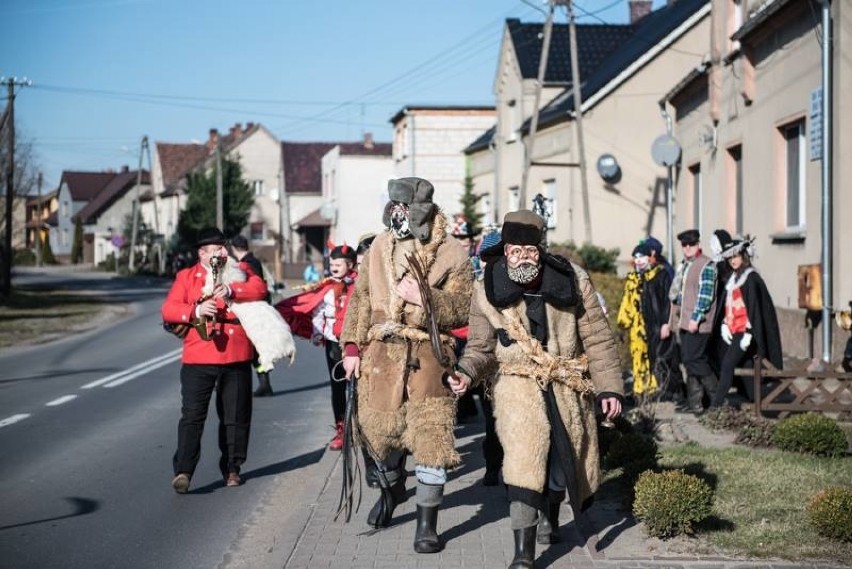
[209,257,296,370]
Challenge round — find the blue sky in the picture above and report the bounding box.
[1,0,667,189]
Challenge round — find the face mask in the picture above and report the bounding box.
[507,261,541,284]
[634,255,650,271]
[389,203,411,240]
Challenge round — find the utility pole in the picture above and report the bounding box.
[128,135,148,272]
[519,1,555,208]
[275,166,284,283]
[215,135,223,231]
[1,76,31,298]
[567,1,593,243]
[35,171,42,267]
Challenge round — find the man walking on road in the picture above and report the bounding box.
[341,177,473,554]
[452,210,623,568]
[162,227,270,493]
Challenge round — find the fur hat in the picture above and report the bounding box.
[501,210,544,246]
[676,229,700,245]
[196,227,227,248]
[382,177,436,242]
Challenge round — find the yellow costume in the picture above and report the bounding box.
[616,265,663,395]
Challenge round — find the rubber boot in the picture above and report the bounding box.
[367,469,406,528]
[508,526,536,568]
[253,372,273,397]
[685,375,704,414]
[537,500,561,544]
[362,447,380,488]
[413,482,444,553]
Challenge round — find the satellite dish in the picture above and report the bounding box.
[596,154,621,184]
[651,134,682,167]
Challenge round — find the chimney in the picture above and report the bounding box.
[208,128,219,150]
[363,132,374,149]
[629,0,652,23]
[121,165,129,173]
[230,122,243,138]
[246,122,255,130]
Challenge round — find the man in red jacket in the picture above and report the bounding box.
[162,227,270,493]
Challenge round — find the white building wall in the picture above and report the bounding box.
[230,127,282,245]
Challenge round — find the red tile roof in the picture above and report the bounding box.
[281,140,391,194]
[156,142,210,194]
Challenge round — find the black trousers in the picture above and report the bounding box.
[173,362,253,478]
[712,332,754,407]
[324,340,346,421]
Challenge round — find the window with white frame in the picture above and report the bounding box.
[543,178,557,229]
[253,180,264,196]
[508,186,520,212]
[728,145,743,235]
[688,164,702,231]
[505,100,517,143]
[250,222,265,241]
[782,120,806,230]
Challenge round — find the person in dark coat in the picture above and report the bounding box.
[230,235,274,397]
[710,236,783,407]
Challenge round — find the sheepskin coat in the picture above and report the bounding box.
[457,255,623,506]
[340,212,473,468]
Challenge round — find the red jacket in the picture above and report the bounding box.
[162,262,269,364]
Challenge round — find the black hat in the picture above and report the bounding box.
[196,227,227,247]
[644,236,664,256]
[356,233,376,256]
[720,234,756,259]
[329,243,357,263]
[501,210,544,246]
[632,242,652,257]
[709,229,733,261]
[676,229,700,245]
[230,235,249,250]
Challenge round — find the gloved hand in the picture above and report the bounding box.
[740,332,752,351]
[721,323,732,345]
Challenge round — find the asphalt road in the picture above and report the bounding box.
[0,269,332,569]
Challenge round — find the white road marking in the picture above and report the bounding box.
[45,395,78,406]
[81,349,182,389]
[103,353,181,387]
[0,414,31,428]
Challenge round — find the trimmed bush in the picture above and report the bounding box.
[604,432,658,471]
[633,469,714,538]
[806,487,852,542]
[772,413,848,457]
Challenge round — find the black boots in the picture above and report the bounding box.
[686,374,717,414]
[367,471,406,528]
[362,448,380,488]
[253,372,272,397]
[413,505,442,553]
[536,500,561,544]
[509,526,537,568]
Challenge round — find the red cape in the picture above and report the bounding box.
[274,283,334,340]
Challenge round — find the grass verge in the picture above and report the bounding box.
[0,288,111,349]
[658,442,852,563]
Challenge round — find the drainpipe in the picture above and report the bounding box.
[659,102,675,262]
[820,0,833,363]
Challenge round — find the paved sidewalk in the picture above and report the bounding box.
[281,410,845,569]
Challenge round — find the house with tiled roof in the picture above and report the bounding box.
[465,0,711,269]
[390,105,495,216]
[320,134,393,250]
[49,171,116,261]
[659,0,851,362]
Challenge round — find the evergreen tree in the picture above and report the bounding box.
[459,175,484,234]
[41,233,57,265]
[176,157,253,248]
[70,216,84,264]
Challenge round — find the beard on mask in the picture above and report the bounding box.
[389,203,412,240]
[507,261,541,284]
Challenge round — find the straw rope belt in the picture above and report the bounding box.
[499,353,594,393]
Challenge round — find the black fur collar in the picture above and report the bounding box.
[484,254,578,309]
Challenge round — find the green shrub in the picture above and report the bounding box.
[579,243,620,274]
[772,413,848,457]
[604,432,658,471]
[806,487,852,542]
[633,469,714,538]
[735,416,776,448]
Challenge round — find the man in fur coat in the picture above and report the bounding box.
[452,210,623,569]
[340,177,473,554]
